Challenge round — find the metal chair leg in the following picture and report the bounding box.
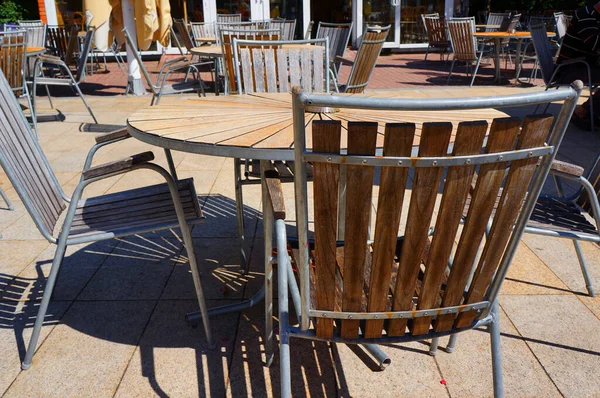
[71,82,98,123]
[429,337,440,356]
[0,186,13,210]
[489,301,504,398]
[263,164,274,367]
[446,333,458,353]
[44,85,53,109]
[470,52,484,87]
[573,240,596,296]
[275,217,291,398]
[447,58,456,85]
[234,158,248,272]
[24,84,38,138]
[164,149,179,182]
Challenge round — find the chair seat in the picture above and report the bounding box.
[527,196,598,237]
[244,159,314,180]
[68,178,203,238]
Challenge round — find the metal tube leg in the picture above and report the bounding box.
[25,85,39,138]
[22,242,68,369]
[164,149,179,182]
[429,337,440,356]
[71,82,98,124]
[234,158,247,271]
[470,53,483,87]
[276,218,291,398]
[0,187,13,210]
[363,344,391,370]
[489,301,504,398]
[446,333,458,353]
[447,59,456,85]
[44,85,53,109]
[573,240,596,296]
[263,161,274,367]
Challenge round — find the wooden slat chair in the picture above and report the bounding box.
[0,29,39,136]
[334,25,390,93]
[217,13,243,23]
[530,24,598,131]
[447,17,487,87]
[219,27,280,94]
[420,12,438,42]
[268,19,296,40]
[554,12,567,43]
[190,22,217,46]
[122,28,205,105]
[423,15,450,61]
[17,20,47,48]
[173,18,197,52]
[169,23,214,82]
[485,12,510,32]
[45,25,78,65]
[31,28,98,123]
[0,68,214,370]
[315,22,352,83]
[264,83,581,397]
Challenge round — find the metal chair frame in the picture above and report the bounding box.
[315,22,353,82]
[17,20,47,48]
[423,15,450,61]
[447,17,488,87]
[264,83,581,397]
[122,28,205,105]
[0,68,214,370]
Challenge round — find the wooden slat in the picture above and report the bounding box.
[252,48,265,93]
[387,122,452,337]
[434,117,521,332]
[456,114,554,328]
[289,50,301,89]
[313,47,324,92]
[411,121,487,335]
[312,120,342,339]
[301,47,312,92]
[264,49,277,93]
[364,123,415,338]
[277,48,289,92]
[240,48,253,94]
[341,122,378,339]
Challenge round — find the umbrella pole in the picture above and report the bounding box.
[122,0,145,95]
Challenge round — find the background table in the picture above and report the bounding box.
[474,31,556,82]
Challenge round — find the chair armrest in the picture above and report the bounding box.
[550,160,584,177]
[82,151,155,180]
[95,127,130,144]
[334,55,354,66]
[264,169,286,220]
[37,54,66,66]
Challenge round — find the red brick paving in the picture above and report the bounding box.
[74,50,543,97]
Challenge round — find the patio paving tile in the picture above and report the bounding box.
[499,295,600,397]
[0,240,50,281]
[4,300,155,398]
[0,300,70,396]
[521,234,600,297]
[114,300,237,398]
[435,308,561,398]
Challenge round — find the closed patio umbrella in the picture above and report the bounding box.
[84,0,112,51]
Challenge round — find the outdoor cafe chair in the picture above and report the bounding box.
[485,12,511,32]
[190,21,217,46]
[217,13,242,23]
[268,19,296,40]
[45,25,78,65]
[230,36,329,268]
[122,28,205,105]
[0,29,38,135]
[447,17,488,87]
[263,83,581,397]
[530,24,598,131]
[17,20,47,48]
[315,21,352,83]
[422,15,450,61]
[0,68,214,370]
[334,25,390,93]
[554,12,567,44]
[31,28,98,124]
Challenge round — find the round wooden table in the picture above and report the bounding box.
[128,90,507,161]
[474,31,556,82]
[190,45,222,57]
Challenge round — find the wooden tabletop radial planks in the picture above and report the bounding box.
[127,90,510,161]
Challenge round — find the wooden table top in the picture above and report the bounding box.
[190,45,222,57]
[475,31,556,38]
[128,90,508,161]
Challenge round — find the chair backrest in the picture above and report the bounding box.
[290,84,579,340]
[447,18,477,62]
[0,30,27,93]
[424,16,447,45]
[75,28,94,81]
[421,13,439,36]
[0,69,66,241]
[233,38,329,94]
[123,28,156,92]
[316,22,352,72]
[220,28,280,91]
[554,12,567,41]
[173,18,195,51]
[486,12,510,31]
[530,24,555,85]
[217,13,242,23]
[268,19,296,40]
[501,15,521,45]
[528,16,555,33]
[46,25,77,63]
[18,20,46,47]
[190,22,216,46]
[344,25,390,93]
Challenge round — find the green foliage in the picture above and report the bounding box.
[0,0,26,24]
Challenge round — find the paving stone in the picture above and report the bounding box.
[500,295,600,397]
[4,301,155,398]
[114,300,238,398]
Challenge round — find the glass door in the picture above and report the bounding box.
[364,0,400,47]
